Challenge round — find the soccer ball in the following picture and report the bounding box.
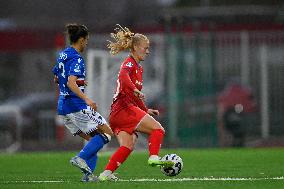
[160,154,183,177]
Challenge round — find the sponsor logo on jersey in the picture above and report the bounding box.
[135,80,143,85]
[74,64,81,73]
[125,62,133,67]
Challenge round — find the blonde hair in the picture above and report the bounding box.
[107,24,148,55]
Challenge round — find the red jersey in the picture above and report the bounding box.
[111,56,148,114]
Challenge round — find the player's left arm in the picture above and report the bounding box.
[119,67,137,91]
[67,75,97,111]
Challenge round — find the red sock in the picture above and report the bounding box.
[105,146,132,172]
[148,129,164,156]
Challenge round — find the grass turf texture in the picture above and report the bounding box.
[0,148,283,189]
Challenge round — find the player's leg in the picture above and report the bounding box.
[79,123,113,181]
[76,119,113,140]
[69,109,112,177]
[78,124,111,159]
[61,115,93,174]
[76,108,111,157]
[79,124,112,182]
[98,106,142,181]
[86,154,98,173]
[97,123,113,136]
[74,126,111,175]
[78,132,91,141]
[81,154,98,182]
[98,131,137,181]
[136,115,173,167]
[70,132,108,176]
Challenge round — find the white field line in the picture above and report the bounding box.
[1,177,284,183]
[120,176,284,182]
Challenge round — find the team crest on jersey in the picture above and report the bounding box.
[78,58,82,63]
[59,52,67,60]
[125,62,133,68]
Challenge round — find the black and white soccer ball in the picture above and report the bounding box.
[160,154,183,177]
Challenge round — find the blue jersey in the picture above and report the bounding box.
[52,47,87,115]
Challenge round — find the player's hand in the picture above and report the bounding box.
[134,89,145,100]
[85,97,97,111]
[147,109,159,116]
[54,76,59,84]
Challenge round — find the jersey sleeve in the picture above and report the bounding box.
[69,57,84,77]
[52,63,59,76]
[118,62,136,91]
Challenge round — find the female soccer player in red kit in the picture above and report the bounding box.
[98,25,173,181]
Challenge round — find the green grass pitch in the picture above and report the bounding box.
[0,148,283,189]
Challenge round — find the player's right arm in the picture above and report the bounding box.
[67,75,97,111]
[67,57,97,110]
[52,63,59,84]
[53,75,59,84]
[119,67,137,92]
[118,63,145,99]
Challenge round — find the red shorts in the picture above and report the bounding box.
[109,105,147,135]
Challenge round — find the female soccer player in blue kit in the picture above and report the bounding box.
[52,23,113,182]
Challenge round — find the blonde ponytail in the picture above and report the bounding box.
[107,24,134,55]
[107,24,148,55]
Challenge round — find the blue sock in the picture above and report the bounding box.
[78,134,107,160]
[86,154,98,173]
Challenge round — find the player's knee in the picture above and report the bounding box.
[104,133,112,142]
[156,127,165,135]
[106,124,114,136]
[121,145,134,152]
[100,124,114,136]
[121,139,135,150]
[160,126,165,134]
[153,121,165,133]
[99,133,112,144]
[127,144,135,150]
[121,143,135,150]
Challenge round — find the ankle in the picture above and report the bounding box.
[149,155,159,160]
[101,170,112,176]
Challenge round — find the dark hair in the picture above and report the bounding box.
[65,23,89,44]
